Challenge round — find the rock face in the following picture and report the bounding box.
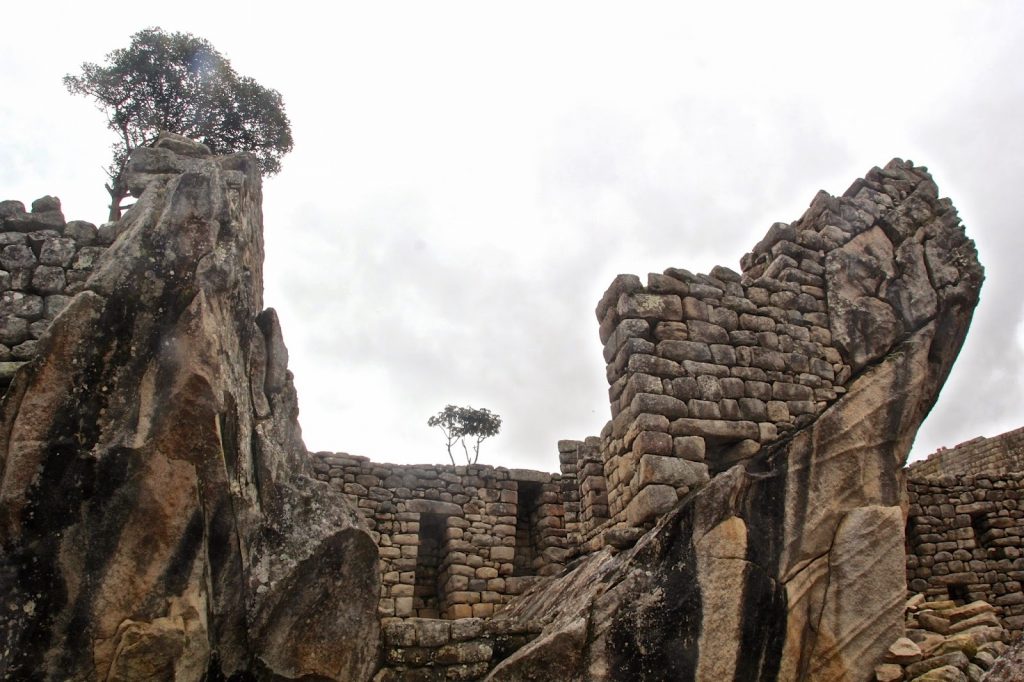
[488,161,983,681]
[0,134,380,680]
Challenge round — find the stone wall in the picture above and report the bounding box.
[375,617,540,681]
[905,472,1024,634]
[310,452,570,620]
[583,159,945,536]
[0,196,112,376]
[909,426,1024,479]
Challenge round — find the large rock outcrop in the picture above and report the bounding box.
[0,134,380,680]
[487,160,984,681]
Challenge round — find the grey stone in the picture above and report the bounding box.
[63,220,98,245]
[0,244,36,270]
[0,292,44,319]
[31,265,66,294]
[626,485,678,525]
[39,237,77,267]
[10,340,37,359]
[0,317,28,345]
[30,195,61,213]
[0,200,25,218]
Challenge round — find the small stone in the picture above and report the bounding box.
[885,636,922,664]
[0,317,28,345]
[11,340,37,360]
[0,244,36,270]
[31,265,66,294]
[874,663,903,681]
[39,238,77,267]
[30,195,61,213]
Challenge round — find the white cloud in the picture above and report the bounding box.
[3,1,1023,469]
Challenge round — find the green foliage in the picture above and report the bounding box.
[427,405,502,465]
[64,27,293,220]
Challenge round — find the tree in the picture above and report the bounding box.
[64,27,294,221]
[427,405,502,465]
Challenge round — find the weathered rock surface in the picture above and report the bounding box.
[984,635,1024,681]
[488,161,983,681]
[0,135,379,680]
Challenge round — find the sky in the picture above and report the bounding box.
[2,2,1023,472]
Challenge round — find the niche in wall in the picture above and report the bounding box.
[514,482,542,577]
[414,512,446,618]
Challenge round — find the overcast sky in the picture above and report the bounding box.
[3,2,1023,471]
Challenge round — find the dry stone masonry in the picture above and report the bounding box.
[484,159,984,680]
[906,472,1024,634]
[877,596,1011,681]
[4,136,1011,681]
[309,452,569,620]
[575,159,973,546]
[0,197,114,387]
[911,427,1024,479]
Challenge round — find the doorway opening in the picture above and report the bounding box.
[414,513,446,618]
[514,482,542,576]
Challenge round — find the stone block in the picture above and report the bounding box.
[38,237,76,267]
[653,321,688,341]
[669,418,759,442]
[0,317,28,345]
[63,220,97,245]
[630,393,689,419]
[617,293,682,320]
[687,399,721,419]
[625,484,678,526]
[31,265,65,294]
[664,376,698,401]
[637,455,709,489]
[603,318,651,363]
[673,436,706,461]
[686,320,729,344]
[0,244,35,271]
[414,619,451,647]
[658,340,712,364]
[631,430,673,456]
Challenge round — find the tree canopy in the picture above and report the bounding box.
[428,405,502,465]
[64,27,294,220]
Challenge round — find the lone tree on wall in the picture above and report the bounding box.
[428,405,502,465]
[64,27,294,221]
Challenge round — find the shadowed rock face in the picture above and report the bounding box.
[0,134,380,680]
[487,160,984,682]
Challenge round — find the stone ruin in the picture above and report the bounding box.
[2,133,1015,681]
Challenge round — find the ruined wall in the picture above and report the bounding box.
[310,451,569,620]
[375,617,541,681]
[906,473,1024,634]
[910,426,1024,479]
[0,197,112,369]
[584,159,951,538]
[486,158,983,680]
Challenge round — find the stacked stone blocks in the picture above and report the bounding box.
[311,452,568,621]
[0,196,113,365]
[910,427,1024,479]
[586,160,956,535]
[375,617,540,681]
[906,473,1024,634]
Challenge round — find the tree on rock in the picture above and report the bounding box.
[64,27,293,221]
[428,405,502,465]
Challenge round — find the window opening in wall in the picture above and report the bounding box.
[414,513,446,618]
[971,512,992,549]
[514,482,542,577]
[948,583,970,603]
